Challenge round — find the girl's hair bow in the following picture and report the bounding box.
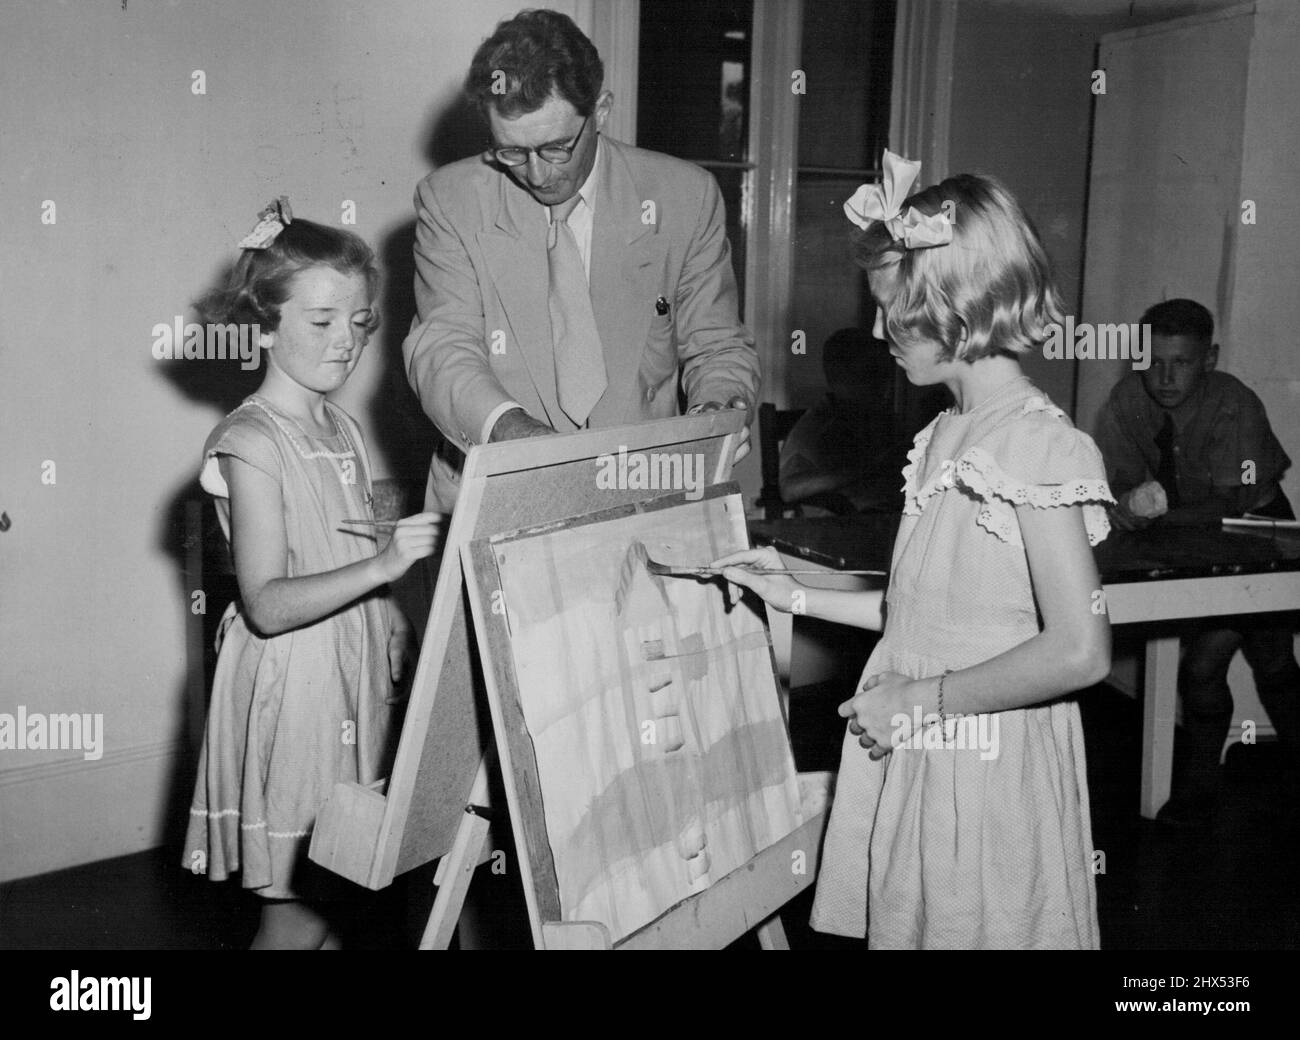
[237,196,293,250]
[843,150,952,249]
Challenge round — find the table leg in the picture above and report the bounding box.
[1140,634,1180,819]
[765,604,792,723]
[766,603,793,686]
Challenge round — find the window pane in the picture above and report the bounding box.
[639,1,755,311]
[790,0,896,406]
[791,174,875,403]
[798,0,895,171]
[638,0,754,163]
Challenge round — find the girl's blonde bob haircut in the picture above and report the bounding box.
[853,174,1063,362]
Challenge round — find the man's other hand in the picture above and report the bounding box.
[688,397,751,462]
[489,408,555,443]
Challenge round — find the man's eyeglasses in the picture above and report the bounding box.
[491,114,590,168]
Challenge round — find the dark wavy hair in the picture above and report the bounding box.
[853,174,1063,362]
[1140,298,1214,345]
[198,217,380,335]
[465,8,604,119]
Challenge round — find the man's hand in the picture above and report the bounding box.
[688,397,751,462]
[489,407,555,443]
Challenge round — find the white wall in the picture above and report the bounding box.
[1076,4,1254,432]
[1228,0,1300,509]
[1077,0,1300,516]
[945,0,1248,418]
[0,0,586,882]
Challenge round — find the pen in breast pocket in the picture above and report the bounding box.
[654,295,670,316]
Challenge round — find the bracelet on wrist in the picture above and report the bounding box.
[937,668,955,723]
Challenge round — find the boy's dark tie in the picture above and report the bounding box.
[548,195,607,426]
[1154,410,1182,508]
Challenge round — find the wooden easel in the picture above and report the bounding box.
[309,411,829,948]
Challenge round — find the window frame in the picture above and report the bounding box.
[594,0,953,407]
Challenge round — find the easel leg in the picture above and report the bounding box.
[419,809,491,948]
[419,757,493,949]
[756,914,790,950]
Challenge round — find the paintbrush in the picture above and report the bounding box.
[342,515,450,529]
[339,524,887,576]
[642,554,885,578]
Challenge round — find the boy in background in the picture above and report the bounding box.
[1095,298,1298,827]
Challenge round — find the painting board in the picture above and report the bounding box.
[462,485,806,945]
[309,412,746,891]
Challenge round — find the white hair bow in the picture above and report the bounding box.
[843,150,952,249]
[238,196,293,250]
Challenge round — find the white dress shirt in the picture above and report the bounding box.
[480,139,603,444]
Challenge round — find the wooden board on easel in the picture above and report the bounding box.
[309,410,829,948]
[463,485,828,948]
[310,411,749,887]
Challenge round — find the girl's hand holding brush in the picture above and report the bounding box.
[711,546,804,613]
[371,513,444,584]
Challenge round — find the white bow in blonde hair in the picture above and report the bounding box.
[843,150,952,249]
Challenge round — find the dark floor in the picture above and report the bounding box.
[1,682,1295,949]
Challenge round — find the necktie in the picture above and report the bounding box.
[1154,410,1181,508]
[548,195,607,427]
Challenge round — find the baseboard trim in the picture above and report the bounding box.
[0,739,189,884]
[0,738,185,788]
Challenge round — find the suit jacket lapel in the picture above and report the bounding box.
[590,139,664,389]
[478,174,560,427]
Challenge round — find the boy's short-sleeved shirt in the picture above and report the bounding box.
[1094,370,1291,515]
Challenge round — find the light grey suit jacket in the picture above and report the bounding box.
[403,136,760,510]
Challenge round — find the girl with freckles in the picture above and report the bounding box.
[183,205,441,948]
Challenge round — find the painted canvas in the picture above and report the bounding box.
[489,492,804,942]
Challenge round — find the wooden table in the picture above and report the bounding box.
[751,514,1300,818]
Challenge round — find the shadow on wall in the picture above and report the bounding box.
[366,90,488,481]
[152,258,264,416]
[367,217,436,481]
[424,92,486,170]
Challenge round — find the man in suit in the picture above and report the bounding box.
[404,8,761,512]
